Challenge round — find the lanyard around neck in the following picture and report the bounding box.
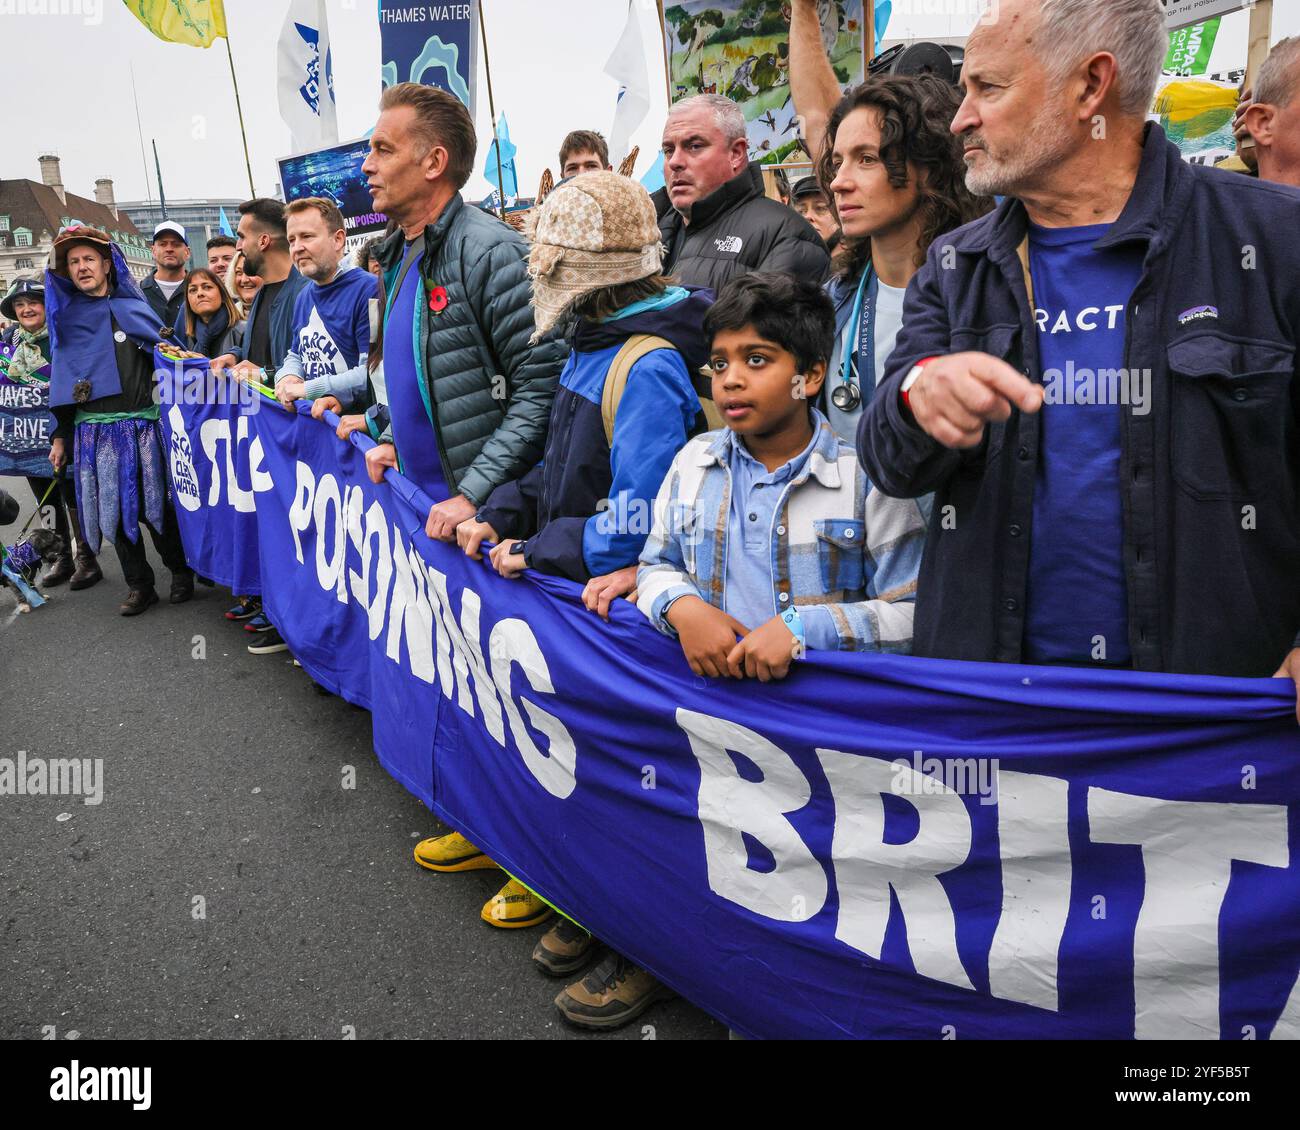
[839,263,878,392]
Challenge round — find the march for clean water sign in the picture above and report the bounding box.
[159,369,1300,1041]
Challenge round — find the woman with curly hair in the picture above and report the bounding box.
[815,75,993,444]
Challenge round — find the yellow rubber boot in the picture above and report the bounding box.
[481,878,555,929]
[413,831,500,873]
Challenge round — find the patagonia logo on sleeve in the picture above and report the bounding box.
[1178,305,1219,325]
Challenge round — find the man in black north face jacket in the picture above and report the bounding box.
[656,96,830,290]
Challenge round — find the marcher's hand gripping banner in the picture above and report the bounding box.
[160,369,1300,1041]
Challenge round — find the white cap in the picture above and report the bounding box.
[152,220,188,244]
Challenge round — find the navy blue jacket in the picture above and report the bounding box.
[140,272,185,329]
[477,288,713,582]
[233,266,310,371]
[860,123,1300,678]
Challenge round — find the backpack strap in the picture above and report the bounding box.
[601,334,724,445]
[601,335,676,447]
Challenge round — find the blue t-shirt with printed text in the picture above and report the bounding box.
[289,266,376,379]
[1023,222,1144,666]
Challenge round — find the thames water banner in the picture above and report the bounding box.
[379,1,478,116]
[160,388,1300,1041]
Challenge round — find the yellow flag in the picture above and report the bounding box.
[123,0,228,49]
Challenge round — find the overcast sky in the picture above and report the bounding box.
[0,0,674,205]
[2,2,1295,208]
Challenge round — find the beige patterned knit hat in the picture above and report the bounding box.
[527,171,664,340]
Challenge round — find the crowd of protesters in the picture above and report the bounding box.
[3,0,1300,1033]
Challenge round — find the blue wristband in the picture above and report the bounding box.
[780,606,805,659]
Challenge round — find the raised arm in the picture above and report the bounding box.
[789,0,845,164]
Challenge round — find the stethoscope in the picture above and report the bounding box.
[832,264,878,415]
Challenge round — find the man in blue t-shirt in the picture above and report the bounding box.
[1023,225,1144,666]
[273,198,377,413]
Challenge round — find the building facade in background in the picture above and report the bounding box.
[118,198,248,269]
[0,155,152,295]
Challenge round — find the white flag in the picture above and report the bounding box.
[277,0,339,153]
[604,0,651,167]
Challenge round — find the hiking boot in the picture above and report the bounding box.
[413,831,498,873]
[68,545,101,590]
[169,573,195,604]
[532,917,596,977]
[554,953,674,1030]
[247,628,289,654]
[119,588,159,617]
[42,553,75,587]
[481,878,553,930]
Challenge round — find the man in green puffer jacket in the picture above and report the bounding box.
[362,82,565,540]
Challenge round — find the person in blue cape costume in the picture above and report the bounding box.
[45,224,195,616]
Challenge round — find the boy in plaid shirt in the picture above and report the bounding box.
[638,273,927,679]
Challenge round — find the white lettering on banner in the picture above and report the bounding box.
[277,462,1299,1036]
[288,460,315,564]
[986,771,1072,1012]
[166,404,202,513]
[816,749,975,991]
[387,541,437,684]
[313,473,347,599]
[285,463,577,795]
[490,620,577,800]
[426,566,484,716]
[677,709,828,922]
[671,708,1295,1035]
[1275,969,1300,1040]
[199,415,271,513]
[457,589,506,745]
[1087,788,1290,1039]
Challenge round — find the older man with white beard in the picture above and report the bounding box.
[858,0,1300,716]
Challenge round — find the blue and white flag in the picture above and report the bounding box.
[277,0,338,154]
[483,112,518,199]
[218,206,235,238]
[605,0,651,167]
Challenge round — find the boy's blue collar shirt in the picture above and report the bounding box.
[700,408,843,491]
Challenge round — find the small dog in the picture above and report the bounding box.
[1,529,65,611]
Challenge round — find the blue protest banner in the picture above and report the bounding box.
[155,351,270,595]
[171,400,1300,1041]
[379,0,478,116]
[0,336,56,477]
[252,400,441,801]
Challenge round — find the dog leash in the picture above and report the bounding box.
[14,477,60,541]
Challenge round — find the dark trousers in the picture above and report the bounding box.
[114,496,192,592]
[25,474,78,551]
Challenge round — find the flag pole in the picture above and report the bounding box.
[130,64,154,207]
[656,0,672,106]
[152,139,169,220]
[477,1,508,219]
[224,33,257,198]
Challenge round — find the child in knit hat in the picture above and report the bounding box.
[422,170,713,1028]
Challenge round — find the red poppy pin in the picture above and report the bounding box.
[427,284,449,315]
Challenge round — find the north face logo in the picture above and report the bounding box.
[714,235,743,254]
